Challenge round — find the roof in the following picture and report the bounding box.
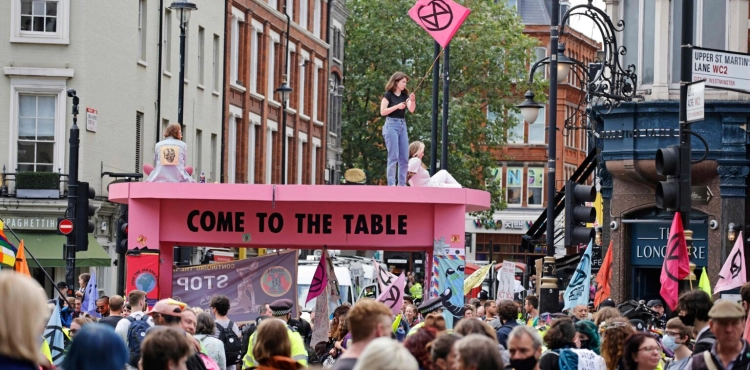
[517,0,551,25]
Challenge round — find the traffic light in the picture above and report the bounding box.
[115,206,128,254]
[655,145,681,210]
[564,181,596,246]
[75,181,96,251]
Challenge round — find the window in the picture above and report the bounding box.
[313,0,321,38]
[164,9,173,72]
[506,167,523,205]
[228,116,237,183]
[269,0,278,11]
[161,118,169,134]
[528,107,545,144]
[266,121,278,184]
[300,0,308,30]
[332,27,343,60]
[12,0,70,44]
[284,128,292,182]
[312,60,320,120]
[286,0,293,19]
[268,34,280,99]
[210,133,217,182]
[312,139,321,184]
[299,55,307,115]
[184,21,190,80]
[231,16,240,85]
[136,112,144,173]
[138,0,147,61]
[670,0,726,84]
[248,117,260,184]
[213,34,220,92]
[17,94,56,172]
[195,129,202,180]
[198,26,205,85]
[250,26,261,93]
[527,167,544,206]
[508,111,524,144]
[297,135,307,184]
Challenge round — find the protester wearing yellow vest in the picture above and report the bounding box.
[242,299,308,368]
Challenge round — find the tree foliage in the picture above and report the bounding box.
[342,0,545,219]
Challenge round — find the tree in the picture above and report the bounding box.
[342,0,545,221]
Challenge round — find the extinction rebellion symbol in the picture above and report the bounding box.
[418,0,454,31]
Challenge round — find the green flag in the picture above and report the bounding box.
[699,267,712,296]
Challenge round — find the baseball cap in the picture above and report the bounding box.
[147,298,185,317]
[647,299,664,308]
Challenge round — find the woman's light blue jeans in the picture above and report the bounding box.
[383,117,409,186]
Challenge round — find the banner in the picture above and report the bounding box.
[43,301,65,366]
[432,255,465,329]
[377,273,406,315]
[564,240,593,310]
[126,251,160,307]
[715,231,746,293]
[172,250,298,323]
[81,270,101,318]
[374,258,397,294]
[464,263,492,295]
[497,262,516,301]
[659,213,690,310]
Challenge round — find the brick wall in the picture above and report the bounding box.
[223,0,328,184]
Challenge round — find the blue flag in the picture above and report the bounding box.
[44,301,66,365]
[81,270,101,318]
[564,240,593,310]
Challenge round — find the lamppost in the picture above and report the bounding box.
[517,0,637,314]
[169,0,197,131]
[275,5,292,185]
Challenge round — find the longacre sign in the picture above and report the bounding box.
[692,47,750,94]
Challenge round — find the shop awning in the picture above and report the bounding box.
[13,233,112,268]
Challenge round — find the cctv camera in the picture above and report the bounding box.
[709,220,719,230]
[66,88,76,97]
[610,220,619,231]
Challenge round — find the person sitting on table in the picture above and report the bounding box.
[146,123,195,183]
[406,141,461,188]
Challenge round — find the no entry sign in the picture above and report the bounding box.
[58,218,74,235]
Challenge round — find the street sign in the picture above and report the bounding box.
[58,218,74,235]
[692,47,750,94]
[691,186,713,205]
[686,81,705,123]
[86,107,98,132]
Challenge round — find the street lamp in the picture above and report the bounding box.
[169,0,197,131]
[275,79,293,184]
[518,0,637,315]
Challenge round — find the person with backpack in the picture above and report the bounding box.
[539,317,605,370]
[115,290,154,367]
[210,295,243,370]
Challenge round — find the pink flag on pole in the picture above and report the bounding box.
[373,258,397,294]
[408,0,471,48]
[306,256,327,304]
[716,231,746,293]
[377,272,407,315]
[659,212,691,310]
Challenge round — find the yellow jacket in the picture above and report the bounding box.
[242,327,307,369]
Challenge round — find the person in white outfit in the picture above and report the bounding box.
[406,141,462,188]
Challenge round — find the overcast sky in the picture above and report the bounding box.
[567,0,607,43]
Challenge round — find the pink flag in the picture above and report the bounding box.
[716,231,746,293]
[377,273,407,315]
[660,213,691,310]
[306,256,327,304]
[373,258,397,294]
[408,0,471,48]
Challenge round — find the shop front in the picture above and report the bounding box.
[629,218,708,301]
[465,210,546,272]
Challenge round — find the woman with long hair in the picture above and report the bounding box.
[139,327,193,370]
[406,141,461,188]
[380,72,416,186]
[146,122,195,183]
[594,307,621,327]
[404,327,438,370]
[600,317,636,370]
[0,271,52,370]
[622,333,662,370]
[251,319,303,370]
[575,320,602,354]
[60,323,129,370]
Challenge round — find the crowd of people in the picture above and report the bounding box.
[3,268,750,370]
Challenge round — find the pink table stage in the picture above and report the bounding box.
[109,183,490,298]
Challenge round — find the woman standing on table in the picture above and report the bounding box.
[380,72,416,186]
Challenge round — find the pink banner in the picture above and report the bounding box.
[659,213,690,310]
[377,273,406,315]
[716,231,746,293]
[408,0,471,48]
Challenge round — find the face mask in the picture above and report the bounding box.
[510,356,538,370]
[662,335,681,351]
[579,339,591,349]
[679,313,696,326]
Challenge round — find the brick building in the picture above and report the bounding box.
[465,0,600,264]
[223,0,330,184]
